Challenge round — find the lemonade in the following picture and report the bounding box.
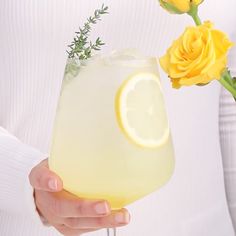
[49,49,175,209]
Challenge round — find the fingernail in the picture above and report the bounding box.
[115,212,130,224]
[94,202,109,215]
[48,179,58,190]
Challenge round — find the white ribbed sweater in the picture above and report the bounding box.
[0,0,236,235]
[220,34,236,233]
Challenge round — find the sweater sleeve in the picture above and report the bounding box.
[0,126,46,225]
[219,32,236,229]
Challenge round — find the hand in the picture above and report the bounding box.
[29,159,130,235]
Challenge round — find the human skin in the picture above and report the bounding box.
[29,160,130,235]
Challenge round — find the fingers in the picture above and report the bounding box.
[40,190,111,218]
[29,159,63,192]
[37,190,130,234]
[63,209,130,229]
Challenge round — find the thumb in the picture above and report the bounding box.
[29,159,63,192]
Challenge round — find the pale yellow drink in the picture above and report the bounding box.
[49,50,175,209]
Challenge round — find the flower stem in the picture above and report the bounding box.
[219,70,236,99]
[187,4,202,26]
[191,13,202,26]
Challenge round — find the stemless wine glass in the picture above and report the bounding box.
[49,49,175,236]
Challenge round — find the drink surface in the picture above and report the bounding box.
[49,50,175,209]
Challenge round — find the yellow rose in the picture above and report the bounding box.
[159,0,204,14]
[160,22,234,88]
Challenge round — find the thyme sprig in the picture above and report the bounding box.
[67,4,108,60]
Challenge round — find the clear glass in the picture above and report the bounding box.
[49,49,175,235]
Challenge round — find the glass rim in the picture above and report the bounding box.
[67,49,159,68]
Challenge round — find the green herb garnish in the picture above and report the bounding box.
[67,4,109,60]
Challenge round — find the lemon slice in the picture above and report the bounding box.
[115,72,169,148]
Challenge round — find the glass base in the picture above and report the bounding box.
[107,228,117,236]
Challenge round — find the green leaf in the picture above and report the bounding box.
[219,69,236,101]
